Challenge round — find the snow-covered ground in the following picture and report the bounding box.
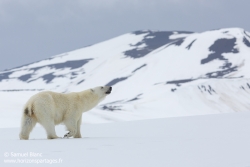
[1,112,250,167]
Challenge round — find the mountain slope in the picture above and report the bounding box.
[1,27,250,127]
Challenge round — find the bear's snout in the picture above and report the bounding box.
[106,87,112,94]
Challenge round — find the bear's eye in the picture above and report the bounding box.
[101,87,103,89]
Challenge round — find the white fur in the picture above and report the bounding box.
[19,86,111,140]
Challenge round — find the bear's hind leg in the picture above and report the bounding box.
[19,114,37,140]
[40,121,59,139]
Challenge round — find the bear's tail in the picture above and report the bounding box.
[24,105,34,117]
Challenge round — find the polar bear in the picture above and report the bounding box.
[19,86,112,140]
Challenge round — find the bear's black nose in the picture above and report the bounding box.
[106,87,112,94]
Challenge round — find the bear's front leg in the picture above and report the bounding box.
[63,119,77,138]
[74,116,82,138]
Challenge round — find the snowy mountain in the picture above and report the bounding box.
[1,27,250,127]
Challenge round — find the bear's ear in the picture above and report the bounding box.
[91,89,94,92]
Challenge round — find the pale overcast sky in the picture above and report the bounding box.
[0,0,249,70]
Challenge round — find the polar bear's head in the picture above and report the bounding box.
[91,86,112,101]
